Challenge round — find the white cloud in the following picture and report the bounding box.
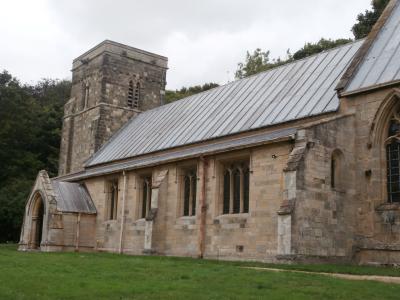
[0,0,371,89]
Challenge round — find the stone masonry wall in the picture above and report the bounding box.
[290,116,357,261]
[84,143,292,261]
[342,87,400,265]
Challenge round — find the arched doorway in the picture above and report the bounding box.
[29,194,45,249]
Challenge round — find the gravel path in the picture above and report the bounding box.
[244,267,400,284]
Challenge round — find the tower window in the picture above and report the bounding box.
[222,161,250,215]
[128,81,134,107]
[128,80,140,109]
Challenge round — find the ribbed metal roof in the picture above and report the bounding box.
[65,128,296,180]
[52,180,97,214]
[87,40,363,167]
[345,0,400,93]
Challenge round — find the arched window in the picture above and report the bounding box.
[331,149,344,190]
[80,80,89,111]
[182,169,197,216]
[141,176,152,218]
[222,161,250,214]
[107,180,118,220]
[127,80,140,109]
[386,119,400,202]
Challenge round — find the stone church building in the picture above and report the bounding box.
[19,0,400,264]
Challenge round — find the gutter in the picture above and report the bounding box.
[119,170,127,254]
[339,80,400,98]
[75,213,81,252]
[198,157,208,258]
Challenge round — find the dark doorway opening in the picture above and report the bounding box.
[30,195,44,249]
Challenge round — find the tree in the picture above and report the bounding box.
[165,82,220,103]
[235,0,391,79]
[235,49,292,79]
[352,0,390,39]
[293,38,353,60]
[0,71,70,242]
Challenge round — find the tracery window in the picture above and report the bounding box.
[182,169,197,216]
[386,117,400,202]
[141,176,152,218]
[107,180,118,220]
[222,161,250,214]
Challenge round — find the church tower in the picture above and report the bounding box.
[58,40,168,176]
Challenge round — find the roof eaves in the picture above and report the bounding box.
[64,128,297,182]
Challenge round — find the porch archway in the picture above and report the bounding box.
[29,193,45,249]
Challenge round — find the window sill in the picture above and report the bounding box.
[375,202,400,212]
[134,218,146,224]
[176,216,196,226]
[214,213,249,226]
[216,213,249,219]
[179,216,197,220]
[104,219,118,225]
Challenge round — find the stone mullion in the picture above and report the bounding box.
[229,169,234,214]
[113,184,118,220]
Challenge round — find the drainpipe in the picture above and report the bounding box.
[198,156,208,258]
[75,213,81,252]
[119,170,127,254]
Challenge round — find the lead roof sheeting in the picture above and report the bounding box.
[87,40,363,167]
[52,180,97,214]
[345,1,400,92]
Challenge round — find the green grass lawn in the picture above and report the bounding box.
[1,244,400,300]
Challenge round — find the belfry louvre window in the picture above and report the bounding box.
[107,180,118,220]
[127,80,140,109]
[223,161,250,214]
[183,169,197,216]
[141,176,152,218]
[387,120,400,203]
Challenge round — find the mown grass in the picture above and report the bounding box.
[1,244,400,299]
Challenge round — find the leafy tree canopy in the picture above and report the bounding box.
[165,82,219,103]
[352,0,390,39]
[293,38,353,60]
[0,70,70,242]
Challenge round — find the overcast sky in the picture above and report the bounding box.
[1,0,371,90]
